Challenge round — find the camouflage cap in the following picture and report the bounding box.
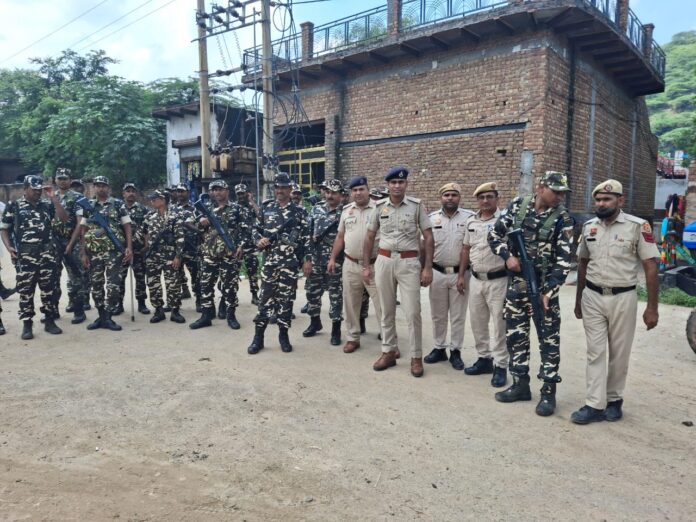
[70,179,84,187]
[234,183,248,193]
[325,179,343,193]
[175,183,189,192]
[123,182,137,191]
[93,175,110,186]
[147,189,168,200]
[290,183,302,194]
[540,171,571,192]
[274,173,292,187]
[592,179,623,198]
[55,167,71,179]
[209,179,228,190]
[318,180,329,189]
[24,175,44,189]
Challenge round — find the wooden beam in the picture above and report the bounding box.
[428,35,450,50]
[529,11,539,30]
[553,18,595,32]
[546,7,573,27]
[459,26,481,42]
[495,17,515,35]
[570,30,613,44]
[399,43,420,57]
[369,50,390,63]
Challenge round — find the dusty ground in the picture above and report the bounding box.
[0,247,695,521]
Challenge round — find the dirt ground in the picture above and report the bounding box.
[0,247,695,521]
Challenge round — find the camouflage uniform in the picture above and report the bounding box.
[81,198,131,314]
[488,194,573,383]
[176,201,201,305]
[1,196,59,321]
[143,208,184,309]
[119,201,150,304]
[305,201,343,321]
[238,202,260,301]
[254,199,311,329]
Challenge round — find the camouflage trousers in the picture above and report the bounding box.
[256,256,299,329]
[180,251,200,300]
[145,254,182,309]
[88,250,124,313]
[53,239,89,307]
[119,251,147,302]
[16,246,58,320]
[360,288,370,319]
[504,276,562,383]
[199,255,240,312]
[304,260,343,321]
[241,251,259,297]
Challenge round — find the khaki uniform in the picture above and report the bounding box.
[368,196,431,358]
[463,209,509,368]
[577,211,659,409]
[339,200,381,342]
[428,207,473,352]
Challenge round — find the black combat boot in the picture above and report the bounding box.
[464,357,494,375]
[495,374,532,403]
[189,308,214,330]
[71,299,86,324]
[0,282,16,300]
[182,285,192,299]
[102,311,122,331]
[226,308,240,330]
[65,301,75,313]
[301,303,309,314]
[535,382,557,417]
[137,299,150,315]
[21,319,33,340]
[195,298,202,313]
[150,307,166,323]
[0,318,5,335]
[44,316,63,335]
[279,327,293,352]
[113,301,124,316]
[424,348,448,364]
[170,308,186,324]
[247,324,266,354]
[87,307,105,330]
[302,316,322,337]
[217,298,227,320]
[449,349,465,370]
[250,290,258,306]
[330,321,341,346]
[360,316,366,334]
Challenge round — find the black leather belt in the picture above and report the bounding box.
[432,262,459,274]
[472,268,507,281]
[586,280,636,296]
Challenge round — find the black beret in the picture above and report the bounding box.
[385,166,409,181]
[348,176,368,189]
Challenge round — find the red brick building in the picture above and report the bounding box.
[243,0,664,219]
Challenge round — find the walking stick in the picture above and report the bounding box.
[129,261,135,322]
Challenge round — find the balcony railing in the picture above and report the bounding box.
[243,0,665,81]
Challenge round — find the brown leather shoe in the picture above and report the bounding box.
[343,341,360,353]
[373,351,397,371]
[395,347,401,359]
[411,357,424,378]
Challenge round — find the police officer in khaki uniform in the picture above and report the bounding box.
[457,182,509,387]
[571,179,659,424]
[328,176,382,353]
[363,166,434,378]
[423,182,473,370]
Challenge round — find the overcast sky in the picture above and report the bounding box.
[0,0,692,86]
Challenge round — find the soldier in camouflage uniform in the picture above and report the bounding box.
[50,168,89,324]
[487,171,574,416]
[247,173,312,354]
[79,176,133,332]
[1,175,68,339]
[143,190,186,323]
[302,178,344,345]
[235,183,260,305]
[174,184,201,308]
[118,183,150,315]
[189,179,249,330]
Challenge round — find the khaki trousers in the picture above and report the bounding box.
[429,269,468,351]
[581,288,638,409]
[375,254,422,358]
[343,258,381,342]
[468,275,509,367]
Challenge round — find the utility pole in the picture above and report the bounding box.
[197,0,212,179]
[261,0,274,183]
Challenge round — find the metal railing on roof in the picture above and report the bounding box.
[586,0,619,26]
[400,0,508,30]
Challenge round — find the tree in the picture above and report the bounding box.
[29,49,117,88]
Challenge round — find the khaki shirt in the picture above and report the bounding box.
[368,196,431,252]
[577,211,659,287]
[339,200,379,260]
[429,208,474,267]
[464,209,506,273]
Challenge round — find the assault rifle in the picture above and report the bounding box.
[75,197,125,254]
[194,194,236,252]
[262,216,297,246]
[508,228,545,343]
[313,218,339,244]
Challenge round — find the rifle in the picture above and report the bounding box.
[313,218,339,245]
[262,216,297,246]
[75,197,125,254]
[194,194,236,252]
[508,228,545,344]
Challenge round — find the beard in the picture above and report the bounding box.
[595,206,618,219]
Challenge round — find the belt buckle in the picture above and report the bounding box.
[481,272,489,280]
[602,286,613,296]
[445,267,454,275]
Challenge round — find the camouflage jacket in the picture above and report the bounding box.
[237,203,260,254]
[81,197,130,255]
[488,194,573,298]
[197,201,250,259]
[1,196,56,249]
[143,209,184,260]
[124,201,151,250]
[174,202,200,255]
[308,202,342,265]
[253,199,311,266]
[52,189,82,241]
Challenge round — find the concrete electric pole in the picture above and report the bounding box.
[197,0,212,179]
[261,0,274,183]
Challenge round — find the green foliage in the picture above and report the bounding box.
[647,31,696,158]
[638,286,696,307]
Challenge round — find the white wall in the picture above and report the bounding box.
[165,113,220,186]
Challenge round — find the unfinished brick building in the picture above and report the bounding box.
[243,0,665,219]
